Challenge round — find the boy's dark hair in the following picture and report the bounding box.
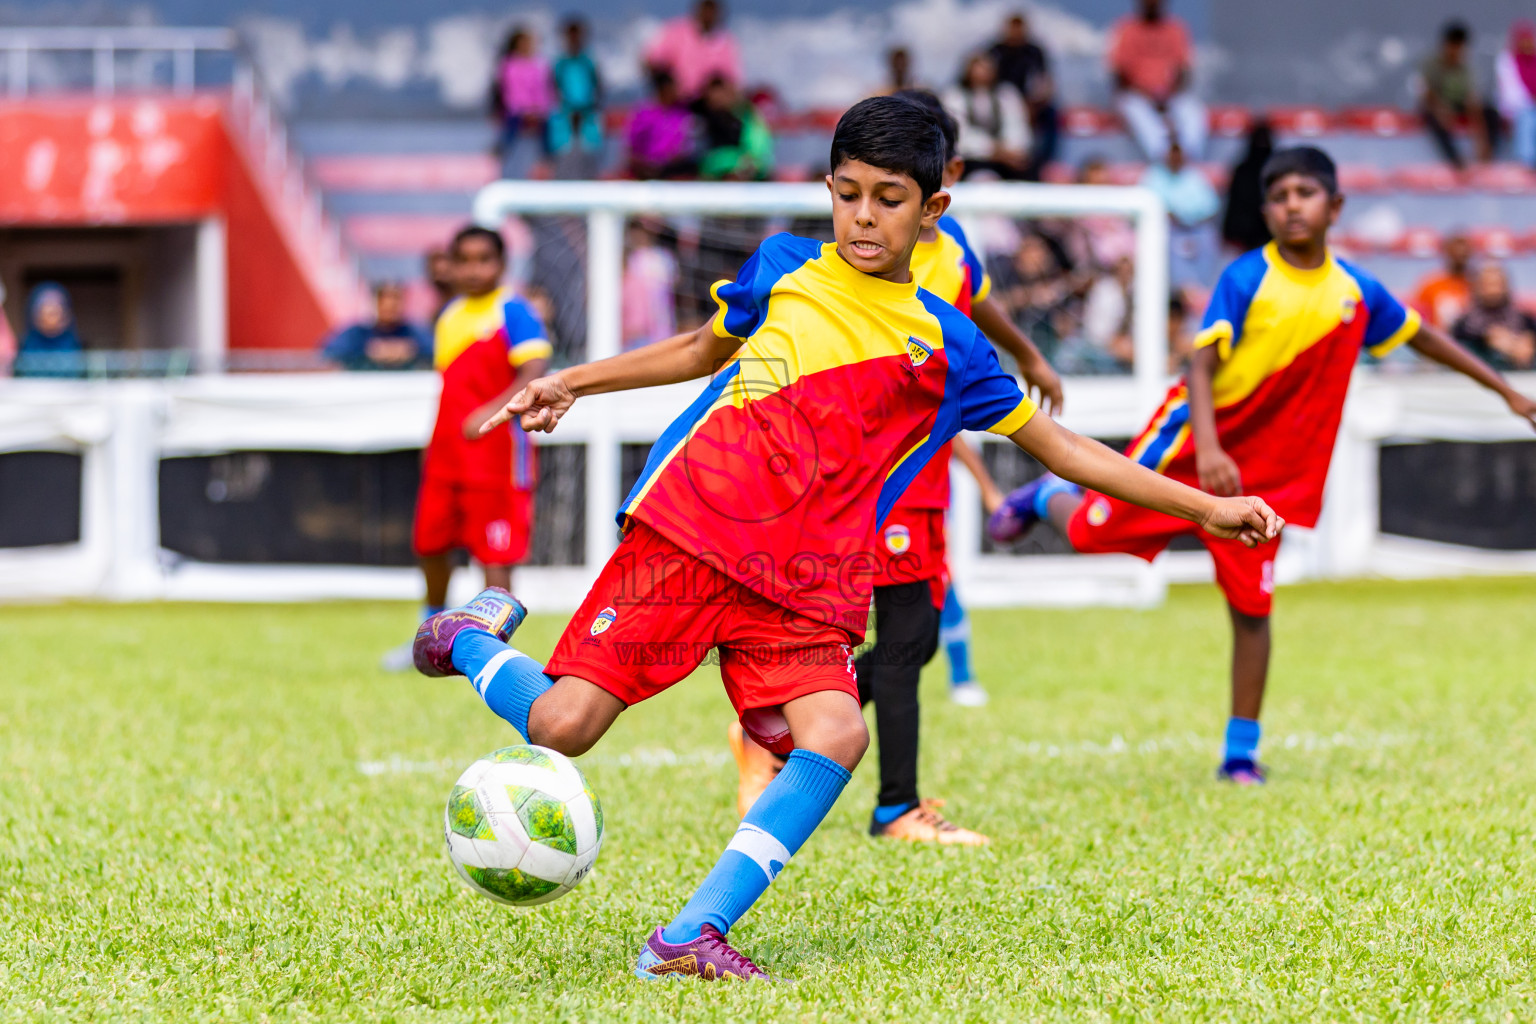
[452,225,506,260]
[892,88,959,164]
[1260,146,1338,196]
[829,95,945,199]
[1442,20,1469,45]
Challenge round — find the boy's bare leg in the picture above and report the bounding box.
[780,689,869,771]
[526,676,627,757]
[421,554,453,608]
[483,564,512,591]
[1045,489,1083,537]
[1228,605,1271,721]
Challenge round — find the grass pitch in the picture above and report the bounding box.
[3,577,1535,1022]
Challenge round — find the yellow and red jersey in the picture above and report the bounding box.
[895,215,994,512]
[618,233,1034,637]
[1136,242,1420,527]
[424,285,553,489]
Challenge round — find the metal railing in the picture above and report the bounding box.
[0,27,237,97]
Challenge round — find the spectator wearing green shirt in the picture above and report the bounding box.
[693,75,773,181]
[1419,21,1502,168]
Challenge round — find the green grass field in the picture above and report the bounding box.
[4,577,1535,1022]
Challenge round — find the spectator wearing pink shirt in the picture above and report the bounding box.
[644,0,742,101]
[494,27,554,178]
[1106,0,1206,161]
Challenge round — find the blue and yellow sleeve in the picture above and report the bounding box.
[502,297,553,367]
[1194,251,1267,361]
[958,327,1037,434]
[1350,264,1422,358]
[941,215,992,303]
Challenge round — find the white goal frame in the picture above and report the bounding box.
[473,180,1174,606]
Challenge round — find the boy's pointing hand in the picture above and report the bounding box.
[480,374,577,435]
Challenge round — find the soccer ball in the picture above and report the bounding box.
[443,745,604,907]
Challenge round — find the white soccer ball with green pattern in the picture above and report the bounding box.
[443,745,603,906]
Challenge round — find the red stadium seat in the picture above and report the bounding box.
[1336,164,1388,192]
[1389,226,1444,257]
[1462,163,1536,193]
[1337,106,1418,136]
[310,155,497,192]
[1266,106,1334,137]
[1468,227,1528,257]
[1039,162,1076,184]
[1391,164,1464,192]
[1062,106,1118,137]
[1208,105,1253,137]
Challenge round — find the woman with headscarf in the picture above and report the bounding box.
[942,53,1031,180]
[1495,20,1536,168]
[15,283,83,378]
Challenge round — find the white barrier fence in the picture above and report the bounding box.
[2,370,1533,608]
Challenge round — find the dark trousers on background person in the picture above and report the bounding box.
[1421,103,1504,169]
[855,579,941,809]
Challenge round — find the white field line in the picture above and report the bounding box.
[358,732,1419,777]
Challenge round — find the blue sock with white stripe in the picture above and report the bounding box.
[938,584,972,685]
[1033,474,1082,520]
[450,629,552,742]
[1224,717,1261,764]
[662,749,851,943]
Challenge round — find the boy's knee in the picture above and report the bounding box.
[800,714,868,772]
[528,703,601,757]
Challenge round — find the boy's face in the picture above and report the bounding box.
[453,236,505,296]
[827,159,950,282]
[1260,172,1341,249]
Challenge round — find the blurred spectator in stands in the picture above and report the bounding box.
[989,13,1059,176]
[1076,256,1136,373]
[321,283,432,372]
[628,72,699,179]
[1221,118,1273,253]
[0,282,15,376]
[622,220,679,350]
[944,54,1031,180]
[884,47,917,94]
[1412,231,1474,329]
[695,76,773,180]
[1107,0,1206,161]
[1168,288,1194,372]
[1418,21,1500,169]
[644,0,741,101]
[1495,20,1536,168]
[549,16,605,180]
[998,231,1075,359]
[1141,139,1220,289]
[426,248,456,322]
[1452,263,1536,371]
[14,282,83,379]
[493,27,553,179]
[1063,156,1137,273]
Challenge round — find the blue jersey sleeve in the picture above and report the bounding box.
[501,297,553,367]
[710,233,822,340]
[938,215,992,302]
[1343,260,1422,357]
[958,326,1036,435]
[1194,248,1266,360]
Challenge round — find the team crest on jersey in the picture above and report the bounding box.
[905,336,933,367]
[1086,498,1112,526]
[883,524,912,554]
[589,606,617,636]
[1340,295,1358,324]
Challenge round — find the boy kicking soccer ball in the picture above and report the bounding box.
[414,96,1281,981]
[990,146,1536,785]
[729,89,1063,846]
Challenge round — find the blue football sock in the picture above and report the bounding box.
[1032,474,1083,520]
[451,629,553,742]
[663,749,851,943]
[872,800,918,825]
[938,584,972,686]
[1224,717,1261,764]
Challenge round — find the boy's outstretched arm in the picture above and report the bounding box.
[1406,324,1536,428]
[1009,412,1284,547]
[971,296,1064,416]
[481,315,742,434]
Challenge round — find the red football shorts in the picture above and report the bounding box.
[869,506,947,608]
[545,521,860,724]
[411,477,532,567]
[1067,489,1280,618]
